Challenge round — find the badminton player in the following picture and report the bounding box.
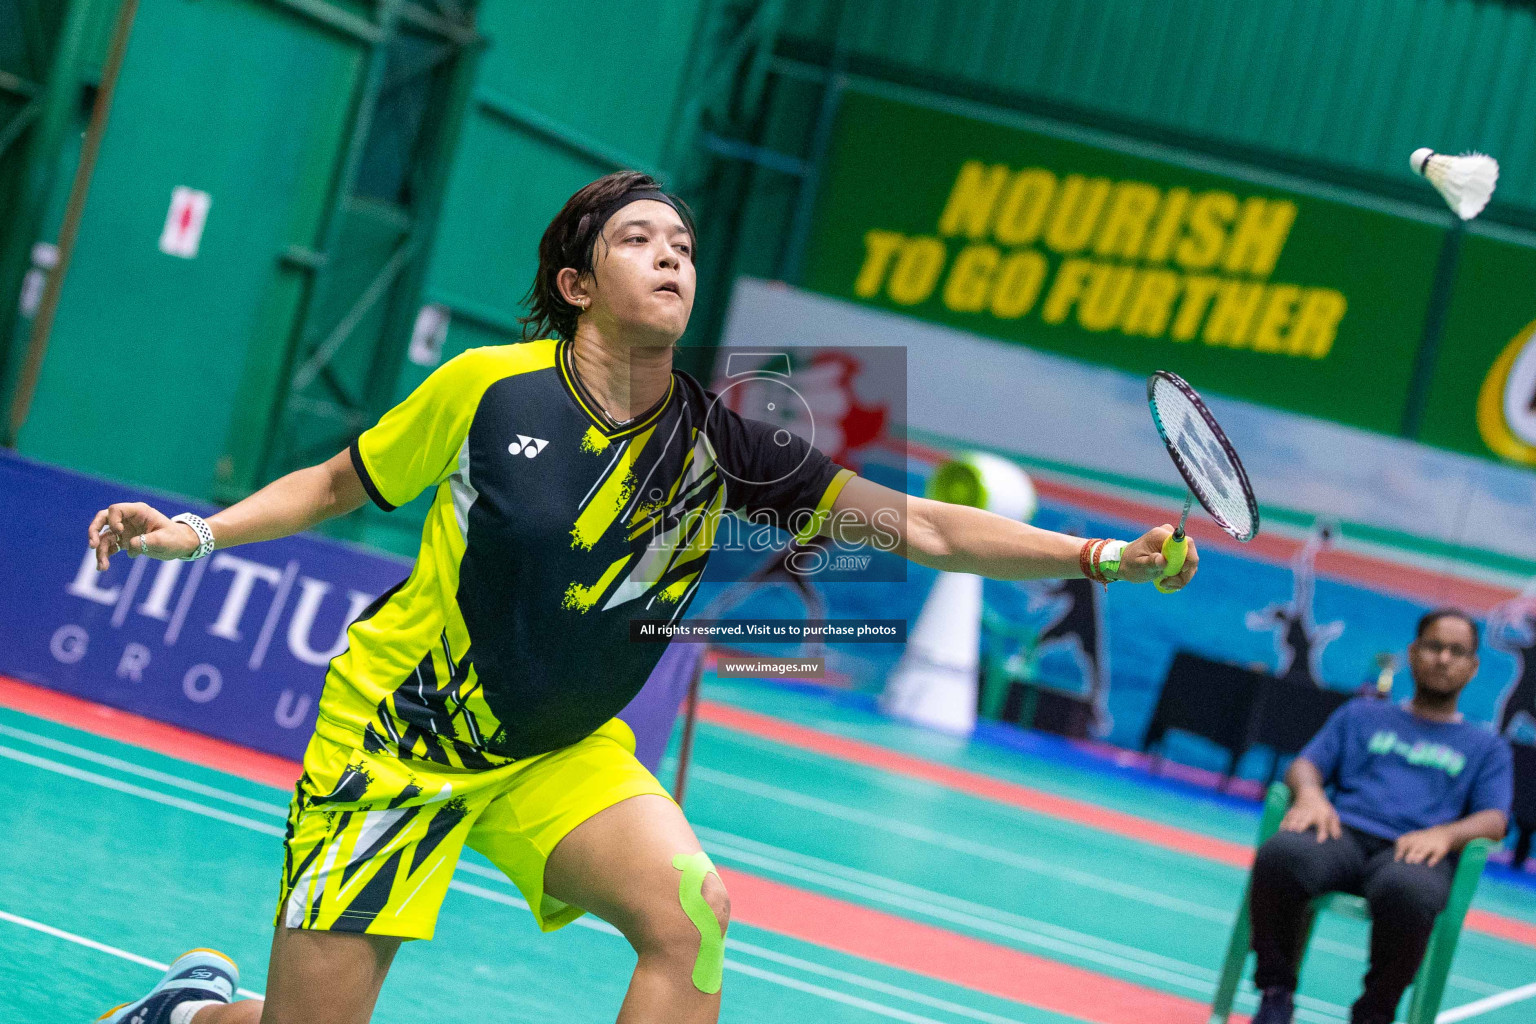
[86,170,1199,1024]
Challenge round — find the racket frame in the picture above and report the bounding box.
[1146,371,1260,543]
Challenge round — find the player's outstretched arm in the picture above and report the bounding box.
[825,475,1198,589]
[87,448,368,571]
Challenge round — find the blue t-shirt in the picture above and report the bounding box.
[1299,698,1513,840]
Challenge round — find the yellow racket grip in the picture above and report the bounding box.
[1155,533,1188,593]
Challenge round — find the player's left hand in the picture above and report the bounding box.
[1395,826,1454,867]
[88,501,198,570]
[1118,525,1198,589]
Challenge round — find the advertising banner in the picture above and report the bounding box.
[724,279,1536,570]
[1419,230,1536,469]
[717,278,1535,771]
[803,88,1447,436]
[0,453,695,769]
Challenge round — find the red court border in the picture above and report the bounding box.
[0,676,1229,1023]
[4,672,1534,987]
[721,867,1232,1024]
[692,700,1536,950]
[699,699,1256,865]
[0,676,301,789]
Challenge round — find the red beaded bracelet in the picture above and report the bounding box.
[1078,538,1097,581]
[1079,538,1111,584]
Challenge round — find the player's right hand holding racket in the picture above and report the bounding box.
[1119,524,1200,590]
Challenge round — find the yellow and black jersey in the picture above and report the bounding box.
[321,338,853,767]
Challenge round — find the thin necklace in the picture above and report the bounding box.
[568,343,667,426]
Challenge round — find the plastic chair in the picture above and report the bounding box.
[1210,782,1492,1024]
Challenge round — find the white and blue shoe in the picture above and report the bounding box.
[95,949,238,1023]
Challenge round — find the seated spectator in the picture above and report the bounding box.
[1249,609,1512,1024]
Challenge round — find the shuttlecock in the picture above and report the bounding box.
[1411,148,1499,220]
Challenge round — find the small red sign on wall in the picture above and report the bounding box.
[159,186,211,259]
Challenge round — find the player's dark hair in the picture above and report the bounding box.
[519,170,697,342]
[1416,608,1481,649]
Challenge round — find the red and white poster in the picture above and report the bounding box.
[158,186,211,259]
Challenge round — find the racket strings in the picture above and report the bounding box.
[1149,376,1257,541]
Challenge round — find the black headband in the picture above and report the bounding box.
[582,188,689,262]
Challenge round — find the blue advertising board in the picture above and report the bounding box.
[0,452,696,769]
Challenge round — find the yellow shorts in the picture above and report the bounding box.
[274,717,671,941]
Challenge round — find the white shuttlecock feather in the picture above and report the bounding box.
[1411,148,1499,220]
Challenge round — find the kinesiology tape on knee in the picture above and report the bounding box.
[671,852,725,995]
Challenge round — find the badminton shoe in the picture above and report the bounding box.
[95,949,238,1024]
[1252,986,1294,1024]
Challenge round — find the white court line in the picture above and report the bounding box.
[1,759,1011,1024]
[725,960,959,1024]
[1435,973,1508,998]
[0,909,264,1000]
[8,720,1215,932]
[1309,936,1505,997]
[7,721,1520,1022]
[698,720,1250,862]
[677,769,1507,1004]
[1437,981,1536,1023]
[447,879,1015,1024]
[0,745,285,836]
[688,764,1233,922]
[0,723,289,816]
[698,826,1218,992]
[726,939,1039,1024]
[454,868,1035,1024]
[459,855,1351,1024]
[0,724,1484,1005]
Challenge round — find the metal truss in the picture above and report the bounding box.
[0,0,100,427]
[238,0,484,496]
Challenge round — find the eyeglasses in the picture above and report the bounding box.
[1415,640,1476,660]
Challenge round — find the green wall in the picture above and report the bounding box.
[780,0,1536,225]
[0,0,745,560]
[418,0,714,356]
[9,0,1536,552]
[349,0,727,555]
[16,0,363,499]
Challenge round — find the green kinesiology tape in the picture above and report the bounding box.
[671,852,724,994]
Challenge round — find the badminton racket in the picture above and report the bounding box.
[1146,371,1260,593]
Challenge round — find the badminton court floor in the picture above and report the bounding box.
[2,675,1534,1024]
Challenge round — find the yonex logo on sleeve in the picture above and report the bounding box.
[508,435,550,458]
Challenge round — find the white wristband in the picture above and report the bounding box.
[171,512,216,561]
[1098,540,1128,581]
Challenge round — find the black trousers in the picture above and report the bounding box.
[1250,826,1453,1023]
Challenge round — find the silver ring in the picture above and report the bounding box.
[138,536,149,555]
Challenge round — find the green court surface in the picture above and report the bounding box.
[2,677,1533,1024]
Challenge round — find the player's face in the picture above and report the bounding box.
[1408,616,1480,699]
[588,199,696,344]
